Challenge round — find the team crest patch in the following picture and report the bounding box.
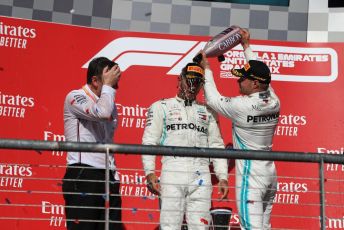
[198,114,207,121]
[73,94,87,105]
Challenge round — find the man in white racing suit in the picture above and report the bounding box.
[62,57,123,230]
[201,29,280,229]
[142,63,229,230]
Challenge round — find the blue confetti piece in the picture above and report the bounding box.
[132,207,138,214]
[148,213,154,220]
[81,193,87,197]
[142,196,147,200]
[198,179,203,186]
[102,194,107,200]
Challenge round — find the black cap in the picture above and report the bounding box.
[182,63,205,80]
[231,60,271,84]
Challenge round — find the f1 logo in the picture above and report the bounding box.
[83,37,338,83]
[82,37,206,76]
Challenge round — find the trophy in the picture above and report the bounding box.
[193,25,242,63]
[210,208,232,230]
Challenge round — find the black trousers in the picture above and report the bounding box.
[62,164,123,230]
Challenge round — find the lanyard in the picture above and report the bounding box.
[82,86,98,102]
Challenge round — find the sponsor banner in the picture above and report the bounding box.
[41,200,66,228]
[0,92,35,118]
[116,103,148,129]
[0,163,33,189]
[0,20,36,49]
[274,113,307,137]
[220,45,338,82]
[326,216,344,229]
[1,16,344,230]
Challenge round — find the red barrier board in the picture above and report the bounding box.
[1,16,344,229]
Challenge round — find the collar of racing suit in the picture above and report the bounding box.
[175,95,194,106]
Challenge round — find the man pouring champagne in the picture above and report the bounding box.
[198,28,280,230]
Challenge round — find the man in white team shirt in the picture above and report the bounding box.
[200,29,280,229]
[62,57,123,230]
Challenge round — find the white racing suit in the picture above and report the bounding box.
[204,49,281,230]
[142,96,228,230]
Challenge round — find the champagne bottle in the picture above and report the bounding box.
[193,25,242,63]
